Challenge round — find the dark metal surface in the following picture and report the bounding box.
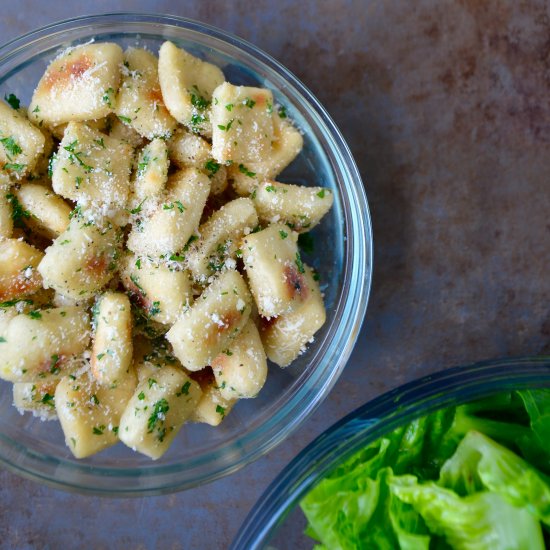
[1,1,549,548]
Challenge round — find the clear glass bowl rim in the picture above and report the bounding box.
[0,13,373,495]
[231,356,550,549]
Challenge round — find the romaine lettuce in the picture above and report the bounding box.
[390,476,545,550]
[439,431,550,524]
[300,389,550,549]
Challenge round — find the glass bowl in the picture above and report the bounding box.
[232,356,550,549]
[0,14,372,495]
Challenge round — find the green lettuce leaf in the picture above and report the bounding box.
[393,416,429,475]
[390,475,545,550]
[517,389,550,454]
[439,430,550,525]
[301,389,550,549]
[438,404,530,456]
[301,462,431,549]
[516,388,550,475]
[300,437,392,550]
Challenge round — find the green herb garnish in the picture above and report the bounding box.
[147,398,170,441]
[41,393,55,407]
[4,93,20,110]
[238,164,256,178]
[295,252,305,274]
[176,381,191,397]
[217,119,234,132]
[130,199,146,215]
[0,136,22,157]
[63,139,93,173]
[3,163,26,173]
[6,193,31,226]
[205,159,220,175]
[49,354,60,374]
[190,91,209,111]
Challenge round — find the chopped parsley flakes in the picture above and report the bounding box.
[190,91,209,111]
[0,136,22,157]
[41,393,55,407]
[4,93,20,110]
[102,87,114,107]
[149,301,161,317]
[205,159,221,175]
[130,199,146,215]
[147,398,170,442]
[217,119,234,132]
[63,139,93,173]
[6,193,31,226]
[295,251,305,274]
[176,381,191,397]
[238,164,256,178]
[50,354,60,374]
[3,163,26,173]
[137,154,150,177]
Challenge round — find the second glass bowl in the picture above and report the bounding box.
[232,356,550,549]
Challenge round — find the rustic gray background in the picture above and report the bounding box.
[1,1,549,548]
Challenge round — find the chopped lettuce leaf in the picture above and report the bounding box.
[393,416,429,475]
[300,438,393,549]
[301,467,431,550]
[300,389,550,549]
[390,476,545,550]
[438,404,530,457]
[517,389,550,454]
[439,431,550,525]
[516,435,550,478]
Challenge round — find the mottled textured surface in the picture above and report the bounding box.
[1,1,549,548]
